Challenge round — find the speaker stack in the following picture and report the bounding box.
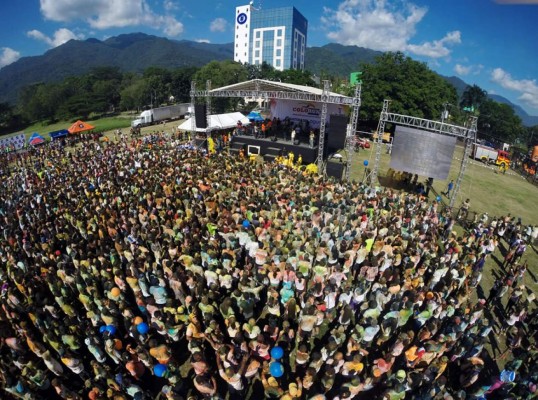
[194,104,208,129]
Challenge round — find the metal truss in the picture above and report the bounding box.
[190,81,196,136]
[372,100,477,208]
[384,113,469,138]
[344,83,362,182]
[450,116,477,208]
[206,80,212,134]
[192,89,355,106]
[317,80,330,170]
[370,100,390,185]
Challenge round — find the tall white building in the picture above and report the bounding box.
[233,4,308,71]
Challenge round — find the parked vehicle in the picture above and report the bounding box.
[131,103,191,128]
[354,137,371,151]
[472,143,511,168]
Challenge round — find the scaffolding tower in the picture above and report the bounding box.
[344,83,362,182]
[371,100,477,206]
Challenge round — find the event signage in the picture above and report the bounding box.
[270,99,346,128]
[237,13,248,24]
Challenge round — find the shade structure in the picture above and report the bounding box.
[177,112,250,133]
[49,129,69,140]
[28,132,46,146]
[68,120,95,134]
[246,111,264,122]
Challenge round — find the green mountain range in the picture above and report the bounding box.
[0,32,536,126]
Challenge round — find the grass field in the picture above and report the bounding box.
[4,114,135,140]
[348,142,538,295]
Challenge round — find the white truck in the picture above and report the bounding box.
[131,103,190,128]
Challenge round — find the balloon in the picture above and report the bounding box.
[133,316,143,325]
[110,287,121,297]
[436,196,442,202]
[269,361,284,378]
[500,369,515,383]
[105,325,117,335]
[99,325,107,334]
[136,322,149,334]
[363,160,369,166]
[271,346,284,360]
[242,220,250,228]
[153,363,168,377]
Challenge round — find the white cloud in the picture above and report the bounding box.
[407,31,461,58]
[454,63,483,76]
[454,64,471,76]
[27,28,84,48]
[210,18,228,33]
[195,39,210,43]
[163,0,178,11]
[491,67,538,110]
[0,47,21,68]
[321,0,460,58]
[39,0,184,37]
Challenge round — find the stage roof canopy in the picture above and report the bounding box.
[178,112,250,133]
[195,79,354,106]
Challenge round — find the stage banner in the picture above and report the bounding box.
[269,99,346,128]
[390,126,456,180]
[0,133,26,152]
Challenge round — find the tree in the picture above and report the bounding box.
[358,52,458,126]
[170,67,198,102]
[194,61,248,113]
[478,99,524,143]
[460,84,487,111]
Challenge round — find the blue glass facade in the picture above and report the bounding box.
[247,6,307,71]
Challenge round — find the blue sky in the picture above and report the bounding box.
[1,0,537,115]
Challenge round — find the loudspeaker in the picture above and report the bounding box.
[271,136,278,142]
[194,104,207,129]
[326,161,345,180]
[293,139,300,145]
[327,115,348,154]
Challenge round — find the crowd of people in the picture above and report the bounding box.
[0,130,536,400]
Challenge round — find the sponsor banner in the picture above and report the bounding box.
[270,99,346,128]
[0,133,26,151]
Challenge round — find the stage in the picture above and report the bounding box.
[229,134,318,164]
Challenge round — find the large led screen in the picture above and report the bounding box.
[390,126,456,180]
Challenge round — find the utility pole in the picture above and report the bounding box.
[441,102,451,124]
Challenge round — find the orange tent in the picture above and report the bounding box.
[68,120,95,134]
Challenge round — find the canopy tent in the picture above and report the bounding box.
[28,132,46,146]
[49,129,69,140]
[246,111,264,122]
[177,112,250,133]
[68,120,95,134]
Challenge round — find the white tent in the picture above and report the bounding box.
[178,112,250,132]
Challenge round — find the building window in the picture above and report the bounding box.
[276,49,281,56]
[256,31,261,38]
[245,34,247,37]
[236,44,238,48]
[255,41,260,48]
[276,39,282,47]
[276,59,281,67]
[277,29,282,36]
[245,43,247,47]
[255,50,260,57]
